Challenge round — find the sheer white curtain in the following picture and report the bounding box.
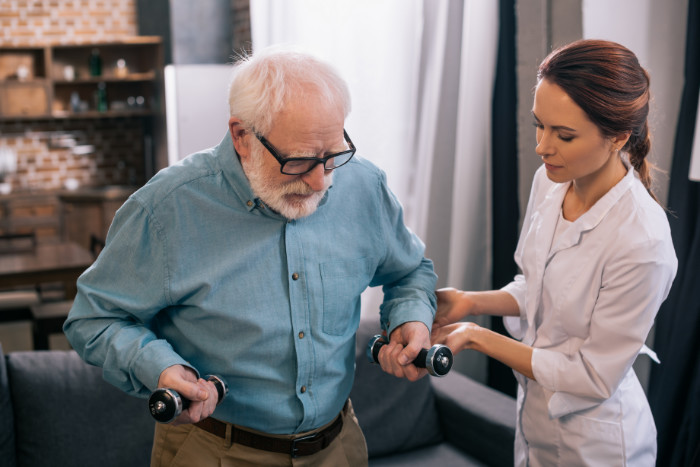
[251,0,422,202]
[250,0,499,381]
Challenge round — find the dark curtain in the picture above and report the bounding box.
[488,0,519,398]
[648,1,700,466]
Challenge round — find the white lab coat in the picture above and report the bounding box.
[502,165,677,466]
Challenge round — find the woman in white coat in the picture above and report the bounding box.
[431,40,677,466]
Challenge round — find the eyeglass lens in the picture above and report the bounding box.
[282,151,354,175]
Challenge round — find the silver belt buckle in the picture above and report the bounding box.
[290,432,320,458]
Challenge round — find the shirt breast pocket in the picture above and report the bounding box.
[320,257,373,336]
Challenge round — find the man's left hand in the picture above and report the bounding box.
[377,321,430,381]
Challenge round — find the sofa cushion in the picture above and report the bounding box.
[350,314,443,458]
[369,442,488,466]
[7,350,154,467]
[0,344,17,467]
[432,368,516,466]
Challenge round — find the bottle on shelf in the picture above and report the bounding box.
[89,48,102,77]
[70,91,81,113]
[95,82,108,112]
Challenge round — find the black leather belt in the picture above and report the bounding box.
[194,414,344,458]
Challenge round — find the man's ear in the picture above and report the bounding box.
[229,117,251,159]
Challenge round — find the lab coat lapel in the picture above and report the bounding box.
[523,181,568,344]
[547,166,637,262]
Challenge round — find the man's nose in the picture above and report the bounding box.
[301,163,328,191]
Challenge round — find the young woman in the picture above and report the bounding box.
[431,40,677,466]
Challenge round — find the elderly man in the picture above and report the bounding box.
[64,47,437,466]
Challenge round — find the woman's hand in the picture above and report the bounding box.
[434,287,476,329]
[430,321,482,355]
[431,321,535,379]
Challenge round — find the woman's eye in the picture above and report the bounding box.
[532,121,543,129]
[559,135,574,142]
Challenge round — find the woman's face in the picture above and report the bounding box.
[532,79,618,184]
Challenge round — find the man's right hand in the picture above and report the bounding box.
[157,364,219,425]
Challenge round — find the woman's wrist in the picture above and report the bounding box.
[464,322,486,352]
[461,291,480,317]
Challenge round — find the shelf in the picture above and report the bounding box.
[0,37,163,120]
[52,72,156,84]
[51,110,155,119]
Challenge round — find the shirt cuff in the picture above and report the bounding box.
[382,300,434,337]
[132,339,194,394]
[500,284,527,340]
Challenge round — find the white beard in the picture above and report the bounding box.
[241,146,333,220]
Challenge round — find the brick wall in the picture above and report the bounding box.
[231,0,252,54]
[0,0,251,192]
[1,118,145,190]
[0,0,138,45]
[0,0,142,191]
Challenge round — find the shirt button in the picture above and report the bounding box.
[292,272,299,280]
[298,331,305,339]
[300,386,306,393]
[246,200,253,207]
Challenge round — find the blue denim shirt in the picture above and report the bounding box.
[64,132,437,434]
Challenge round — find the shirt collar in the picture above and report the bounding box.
[213,130,333,217]
[574,164,635,231]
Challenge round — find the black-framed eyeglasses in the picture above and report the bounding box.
[254,129,356,175]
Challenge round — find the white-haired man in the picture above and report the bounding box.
[64,47,437,466]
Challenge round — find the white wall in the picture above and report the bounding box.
[583,0,688,207]
[165,64,233,165]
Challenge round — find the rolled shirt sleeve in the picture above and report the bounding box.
[371,170,437,336]
[532,238,676,418]
[502,274,528,340]
[64,197,191,397]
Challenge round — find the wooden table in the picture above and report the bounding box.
[0,242,94,297]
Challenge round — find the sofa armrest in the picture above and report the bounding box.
[431,371,516,467]
[0,345,16,467]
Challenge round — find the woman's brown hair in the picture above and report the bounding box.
[538,39,658,202]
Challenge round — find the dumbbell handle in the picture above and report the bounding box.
[148,374,228,423]
[367,334,453,377]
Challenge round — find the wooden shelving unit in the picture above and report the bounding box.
[0,37,164,120]
[0,37,167,174]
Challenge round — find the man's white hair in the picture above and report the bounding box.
[228,46,352,135]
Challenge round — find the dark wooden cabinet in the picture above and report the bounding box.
[0,193,60,240]
[0,46,50,118]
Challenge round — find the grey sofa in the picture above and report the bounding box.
[0,316,515,467]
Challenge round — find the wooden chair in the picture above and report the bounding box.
[0,233,40,325]
[89,234,105,258]
[0,233,36,254]
[30,300,73,350]
[0,290,40,323]
[27,235,104,350]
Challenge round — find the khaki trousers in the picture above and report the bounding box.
[150,399,368,467]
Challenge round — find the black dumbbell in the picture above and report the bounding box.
[148,374,228,423]
[367,334,453,377]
